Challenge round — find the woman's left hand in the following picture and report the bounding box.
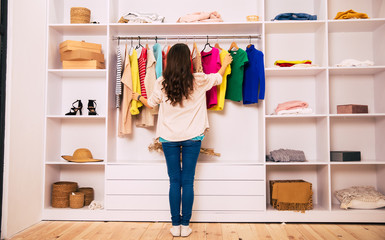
[132,92,140,101]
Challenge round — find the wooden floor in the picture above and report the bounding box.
[9,221,385,240]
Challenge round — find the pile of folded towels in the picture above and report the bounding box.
[274,100,312,115]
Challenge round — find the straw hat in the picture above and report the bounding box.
[61,148,103,163]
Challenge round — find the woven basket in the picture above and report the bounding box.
[70,7,90,24]
[269,180,313,211]
[52,181,78,208]
[78,187,94,206]
[70,192,85,208]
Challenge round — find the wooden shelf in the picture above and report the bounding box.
[49,24,108,35]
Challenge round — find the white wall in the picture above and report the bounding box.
[1,0,46,238]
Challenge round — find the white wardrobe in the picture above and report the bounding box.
[43,0,385,222]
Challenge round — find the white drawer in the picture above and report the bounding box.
[106,180,265,196]
[106,164,264,180]
[196,165,264,180]
[106,165,168,180]
[106,195,265,211]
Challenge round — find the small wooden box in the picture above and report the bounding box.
[61,49,105,62]
[337,104,368,114]
[60,40,102,54]
[62,60,105,69]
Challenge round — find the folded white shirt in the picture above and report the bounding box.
[277,107,313,115]
[336,59,374,67]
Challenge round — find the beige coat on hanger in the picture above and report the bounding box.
[118,44,133,136]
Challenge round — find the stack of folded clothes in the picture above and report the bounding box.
[274,100,313,115]
[335,59,374,67]
[274,60,318,68]
[267,149,307,162]
[118,12,165,23]
[334,9,369,20]
[177,11,223,23]
[272,13,317,21]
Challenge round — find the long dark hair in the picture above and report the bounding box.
[162,43,194,106]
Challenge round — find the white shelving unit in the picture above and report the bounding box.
[43,0,385,222]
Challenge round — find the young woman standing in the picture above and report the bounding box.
[133,43,232,237]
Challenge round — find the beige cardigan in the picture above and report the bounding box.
[118,45,133,136]
[147,72,222,141]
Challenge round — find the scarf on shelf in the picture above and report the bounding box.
[271,180,313,213]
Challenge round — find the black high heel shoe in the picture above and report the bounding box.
[87,100,98,115]
[65,100,83,115]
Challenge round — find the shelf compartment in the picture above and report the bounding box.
[48,0,108,24]
[265,70,328,115]
[328,22,385,67]
[328,0,385,19]
[109,22,263,36]
[48,27,107,69]
[265,22,327,67]
[42,207,106,221]
[44,164,105,209]
[328,19,385,32]
[47,72,106,116]
[265,67,326,76]
[330,164,385,208]
[266,117,329,163]
[329,66,385,75]
[106,195,265,211]
[266,114,327,119]
[265,0,326,21]
[329,71,385,114]
[48,69,107,78]
[265,21,326,33]
[110,101,265,163]
[45,118,106,163]
[266,165,330,211]
[330,116,385,162]
[49,24,108,36]
[109,0,263,23]
[47,115,106,120]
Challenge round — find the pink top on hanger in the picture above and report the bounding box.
[201,47,221,109]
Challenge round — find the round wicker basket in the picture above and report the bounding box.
[52,181,78,208]
[70,192,85,209]
[78,187,94,206]
[70,7,91,24]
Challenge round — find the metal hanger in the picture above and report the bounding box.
[202,36,213,52]
[135,36,144,50]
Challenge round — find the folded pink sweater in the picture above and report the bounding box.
[177,11,223,23]
[275,101,309,113]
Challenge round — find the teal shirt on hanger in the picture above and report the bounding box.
[153,43,163,78]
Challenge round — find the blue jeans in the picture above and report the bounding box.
[162,140,201,226]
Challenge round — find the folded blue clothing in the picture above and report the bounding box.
[272,13,317,21]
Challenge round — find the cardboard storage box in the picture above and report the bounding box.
[61,49,105,62]
[62,60,105,69]
[60,40,102,54]
[337,104,368,114]
[330,151,361,162]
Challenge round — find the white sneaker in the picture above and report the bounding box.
[181,225,192,237]
[170,225,181,237]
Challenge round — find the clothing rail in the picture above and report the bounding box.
[113,34,261,42]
